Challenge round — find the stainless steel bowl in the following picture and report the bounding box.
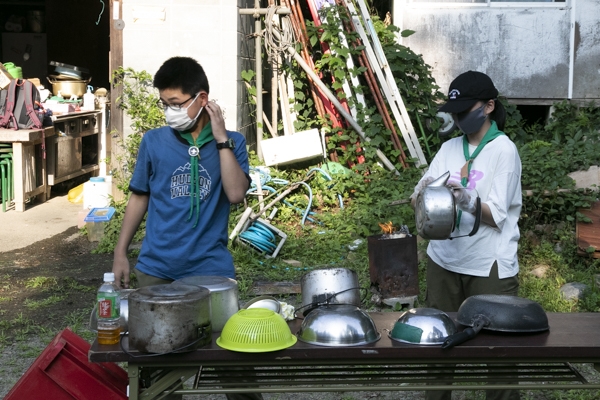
[242,295,281,313]
[296,304,380,347]
[389,308,456,345]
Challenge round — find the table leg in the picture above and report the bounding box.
[129,365,197,400]
[12,142,25,212]
[41,139,47,201]
[128,364,140,400]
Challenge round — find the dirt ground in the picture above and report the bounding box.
[0,227,115,398]
[0,226,113,334]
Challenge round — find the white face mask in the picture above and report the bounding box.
[164,94,203,131]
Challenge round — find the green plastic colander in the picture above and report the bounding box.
[216,308,297,352]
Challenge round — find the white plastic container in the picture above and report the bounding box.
[82,85,96,111]
[261,128,324,167]
[83,176,112,210]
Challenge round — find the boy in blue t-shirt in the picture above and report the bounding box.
[112,56,251,289]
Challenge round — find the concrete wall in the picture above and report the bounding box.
[393,0,600,104]
[116,0,255,144]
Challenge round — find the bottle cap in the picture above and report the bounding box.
[104,272,115,282]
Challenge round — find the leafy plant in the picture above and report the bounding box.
[110,67,165,195]
[93,67,162,253]
[512,101,600,228]
[299,6,445,170]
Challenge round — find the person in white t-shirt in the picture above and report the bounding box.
[411,71,522,400]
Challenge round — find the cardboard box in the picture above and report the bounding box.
[0,62,14,89]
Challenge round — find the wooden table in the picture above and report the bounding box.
[0,126,54,211]
[89,312,600,399]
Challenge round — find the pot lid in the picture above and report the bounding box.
[174,276,238,292]
[132,283,209,302]
[49,61,89,74]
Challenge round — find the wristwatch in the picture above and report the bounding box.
[216,138,235,150]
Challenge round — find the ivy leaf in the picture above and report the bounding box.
[400,29,415,38]
[586,246,596,254]
[241,70,255,82]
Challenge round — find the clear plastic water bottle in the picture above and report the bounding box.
[97,272,121,345]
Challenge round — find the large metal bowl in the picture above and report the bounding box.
[389,307,456,345]
[296,304,380,347]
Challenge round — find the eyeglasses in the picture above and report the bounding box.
[157,93,199,111]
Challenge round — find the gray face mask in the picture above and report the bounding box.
[454,104,487,135]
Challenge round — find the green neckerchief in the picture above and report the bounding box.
[179,122,214,227]
[456,120,504,230]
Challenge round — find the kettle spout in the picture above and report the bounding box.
[428,171,450,187]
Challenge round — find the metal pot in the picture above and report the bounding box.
[415,171,481,240]
[173,276,239,332]
[47,76,91,98]
[442,295,549,349]
[128,284,211,353]
[300,268,361,316]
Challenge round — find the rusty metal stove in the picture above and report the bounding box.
[367,233,419,307]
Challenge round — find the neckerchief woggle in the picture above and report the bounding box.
[179,122,214,227]
[455,120,504,230]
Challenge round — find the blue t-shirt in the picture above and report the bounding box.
[129,126,249,280]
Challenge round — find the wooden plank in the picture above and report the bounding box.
[577,201,600,258]
[109,0,124,201]
[251,281,301,295]
[0,126,54,143]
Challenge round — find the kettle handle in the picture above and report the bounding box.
[468,197,482,237]
[448,188,482,240]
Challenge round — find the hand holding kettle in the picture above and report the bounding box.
[447,182,478,213]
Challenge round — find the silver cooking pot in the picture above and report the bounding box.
[415,171,481,240]
[128,284,211,353]
[300,268,361,316]
[173,276,239,332]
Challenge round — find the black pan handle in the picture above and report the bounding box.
[441,316,487,349]
[441,327,477,349]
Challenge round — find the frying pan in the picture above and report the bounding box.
[442,294,549,349]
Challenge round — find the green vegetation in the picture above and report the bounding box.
[90,8,600,316]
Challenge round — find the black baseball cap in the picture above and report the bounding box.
[438,71,498,114]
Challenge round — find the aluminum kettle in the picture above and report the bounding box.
[415,171,481,240]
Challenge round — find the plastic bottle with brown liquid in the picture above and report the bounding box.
[97,272,121,345]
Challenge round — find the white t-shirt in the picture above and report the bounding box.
[418,131,522,279]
